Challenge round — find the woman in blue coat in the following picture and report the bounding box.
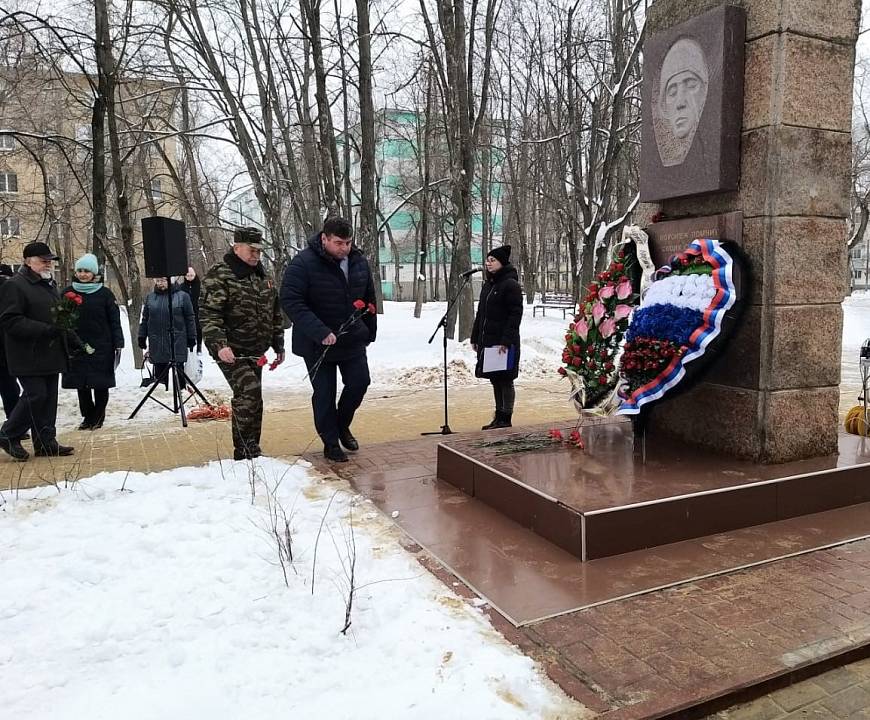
[61,254,125,430]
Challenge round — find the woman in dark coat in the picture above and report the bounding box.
[471,245,523,429]
[61,253,125,430]
[138,277,196,389]
[175,267,202,353]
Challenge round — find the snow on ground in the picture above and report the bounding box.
[57,301,570,431]
[0,458,582,720]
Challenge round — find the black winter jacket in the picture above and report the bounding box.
[61,285,124,390]
[138,287,196,364]
[280,233,377,361]
[0,267,68,376]
[176,277,201,318]
[0,275,9,371]
[471,264,523,380]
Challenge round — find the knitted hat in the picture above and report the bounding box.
[233,226,264,248]
[487,245,511,266]
[75,253,100,275]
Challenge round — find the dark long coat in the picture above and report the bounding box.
[0,266,68,376]
[138,288,196,364]
[280,233,377,362]
[61,285,124,389]
[471,263,523,380]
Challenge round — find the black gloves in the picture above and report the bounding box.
[137,337,147,350]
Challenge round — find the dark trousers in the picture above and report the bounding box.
[218,359,263,453]
[0,367,19,418]
[152,362,186,390]
[1,374,58,446]
[77,388,109,423]
[194,317,203,354]
[304,353,370,447]
[491,378,516,414]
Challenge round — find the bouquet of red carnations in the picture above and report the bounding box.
[52,291,94,355]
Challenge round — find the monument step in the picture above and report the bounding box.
[436,418,870,561]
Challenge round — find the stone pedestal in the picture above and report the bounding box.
[643,0,861,462]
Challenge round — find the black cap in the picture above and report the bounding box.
[487,244,511,265]
[23,242,59,260]
[233,227,264,248]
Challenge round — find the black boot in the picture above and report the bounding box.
[0,435,29,461]
[323,444,348,463]
[338,428,359,451]
[91,413,105,430]
[34,440,74,457]
[481,413,500,430]
[78,418,94,431]
[491,411,512,429]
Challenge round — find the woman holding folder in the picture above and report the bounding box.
[471,245,523,429]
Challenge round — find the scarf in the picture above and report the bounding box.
[72,281,102,295]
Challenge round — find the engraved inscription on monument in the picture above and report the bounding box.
[640,5,745,202]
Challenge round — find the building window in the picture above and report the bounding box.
[0,172,17,193]
[380,265,387,276]
[0,216,20,236]
[151,178,162,201]
[379,230,386,248]
[0,133,14,151]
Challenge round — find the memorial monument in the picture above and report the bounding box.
[639,0,862,463]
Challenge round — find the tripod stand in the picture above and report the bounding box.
[129,276,209,427]
[421,272,475,436]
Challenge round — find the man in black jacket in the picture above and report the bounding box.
[0,263,21,419]
[0,242,74,461]
[280,217,377,463]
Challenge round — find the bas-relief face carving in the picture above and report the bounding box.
[654,38,709,167]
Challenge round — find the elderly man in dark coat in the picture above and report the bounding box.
[0,263,20,419]
[280,216,377,463]
[0,242,74,461]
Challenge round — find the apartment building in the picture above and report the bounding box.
[0,61,180,289]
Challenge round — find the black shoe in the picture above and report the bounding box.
[34,441,74,457]
[338,428,359,452]
[78,418,94,431]
[91,414,104,430]
[323,444,348,463]
[234,446,262,461]
[491,412,512,429]
[481,415,499,430]
[0,435,29,461]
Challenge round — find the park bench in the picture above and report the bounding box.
[532,292,576,318]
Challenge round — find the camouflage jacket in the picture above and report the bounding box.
[200,252,285,357]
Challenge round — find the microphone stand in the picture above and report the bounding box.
[422,271,476,436]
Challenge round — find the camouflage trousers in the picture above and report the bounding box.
[218,359,263,454]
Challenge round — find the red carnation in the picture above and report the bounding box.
[598,375,608,385]
[571,357,581,367]
[557,366,567,376]
[548,428,563,441]
[73,295,83,305]
[367,302,377,315]
[256,355,268,367]
[353,299,366,310]
[64,291,77,300]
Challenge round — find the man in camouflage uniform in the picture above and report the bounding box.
[200,227,285,460]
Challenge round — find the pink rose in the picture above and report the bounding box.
[575,318,589,341]
[614,304,632,321]
[599,317,617,338]
[598,284,615,300]
[591,302,606,324]
[616,279,632,300]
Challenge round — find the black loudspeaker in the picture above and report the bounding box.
[142,216,188,278]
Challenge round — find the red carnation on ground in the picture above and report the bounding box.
[548,428,563,441]
[256,355,268,367]
[353,299,366,310]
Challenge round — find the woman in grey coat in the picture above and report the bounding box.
[137,277,196,389]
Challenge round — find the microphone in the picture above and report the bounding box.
[460,267,482,278]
